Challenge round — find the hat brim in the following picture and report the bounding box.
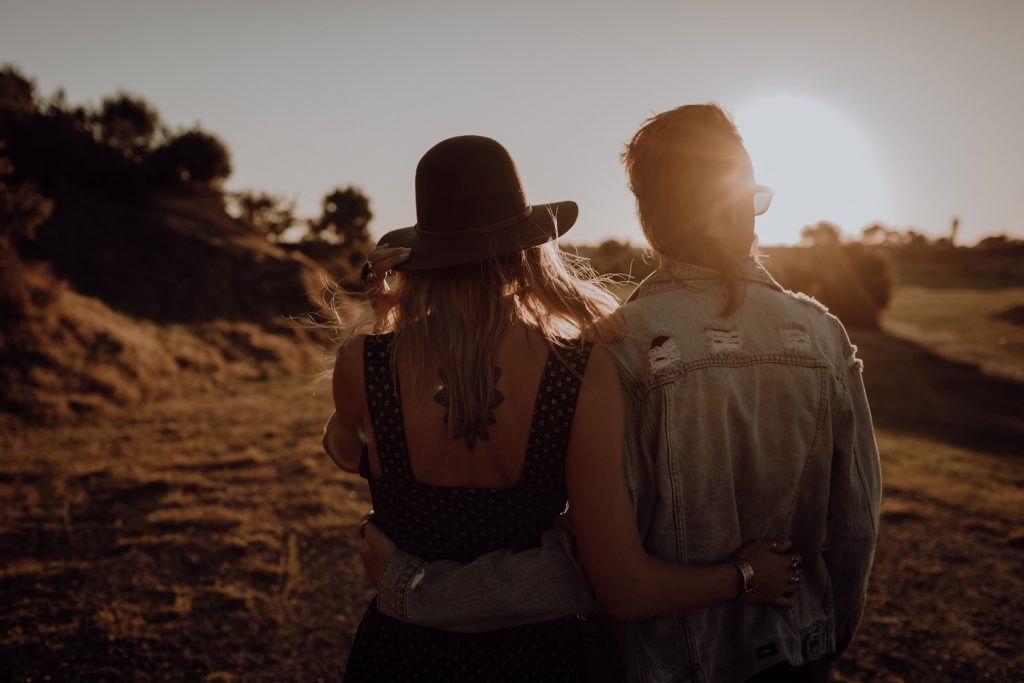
[376,201,578,271]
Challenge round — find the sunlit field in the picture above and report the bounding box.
[3,277,1022,681]
[883,286,1024,382]
[3,12,1024,675]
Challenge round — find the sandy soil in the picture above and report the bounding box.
[2,330,1022,682]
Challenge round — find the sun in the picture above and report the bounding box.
[732,94,892,245]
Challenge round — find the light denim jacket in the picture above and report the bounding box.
[373,259,881,683]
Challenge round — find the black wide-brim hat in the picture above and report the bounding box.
[377,135,578,271]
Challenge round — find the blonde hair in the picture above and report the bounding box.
[365,237,620,443]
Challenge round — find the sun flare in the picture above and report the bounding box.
[733,94,892,245]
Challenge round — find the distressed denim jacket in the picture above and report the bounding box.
[373,259,882,683]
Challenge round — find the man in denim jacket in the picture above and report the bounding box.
[354,104,881,682]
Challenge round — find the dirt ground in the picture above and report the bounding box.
[2,327,1022,681]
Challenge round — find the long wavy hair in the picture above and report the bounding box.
[363,236,620,444]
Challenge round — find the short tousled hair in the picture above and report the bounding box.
[621,103,754,312]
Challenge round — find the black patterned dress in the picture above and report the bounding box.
[344,332,593,682]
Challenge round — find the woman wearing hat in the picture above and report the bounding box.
[325,136,798,681]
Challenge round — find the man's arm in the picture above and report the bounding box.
[375,515,599,633]
[825,325,883,654]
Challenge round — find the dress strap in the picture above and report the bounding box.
[362,333,415,481]
[520,340,594,485]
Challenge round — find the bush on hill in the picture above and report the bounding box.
[760,244,893,328]
[149,130,232,185]
[92,92,161,162]
[0,65,339,422]
[227,191,298,242]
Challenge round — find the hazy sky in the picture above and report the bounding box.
[3,0,1021,245]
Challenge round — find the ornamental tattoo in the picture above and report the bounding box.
[433,367,504,450]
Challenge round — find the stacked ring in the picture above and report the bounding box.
[359,512,374,537]
[360,259,379,287]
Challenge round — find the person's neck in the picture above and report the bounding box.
[670,253,716,270]
[660,239,753,271]
[660,247,720,270]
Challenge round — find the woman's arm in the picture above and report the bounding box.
[566,344,797,621]
[323,244,412,471]
[323,336,367,472]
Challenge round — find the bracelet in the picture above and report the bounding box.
[731,559,758,600]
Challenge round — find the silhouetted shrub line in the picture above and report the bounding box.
[0,64,337,421]
[3,63,1019,419]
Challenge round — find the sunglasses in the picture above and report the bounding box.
[752,185,773,216]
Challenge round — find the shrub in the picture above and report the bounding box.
[308,185,372,247]
[761,244,893,328]
[0,64,37,117]
[91,92,161,161]
[228,190,298,241]
[149,129,232,184]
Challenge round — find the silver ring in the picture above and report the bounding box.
[789,573,801,584]
[770,542,779,553]
[361,259,379,287]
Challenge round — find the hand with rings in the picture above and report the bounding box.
[361,244,411,325]
[361,243,412,292]
[732,539,802,607]
[357,510,397,587]
[359,511,374,537]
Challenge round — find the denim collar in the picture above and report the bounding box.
[629,257,783,302]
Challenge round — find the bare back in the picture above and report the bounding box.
[356,323,557,489]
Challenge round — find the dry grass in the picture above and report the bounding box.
[0,261,326,422]
[833,430,1024,682]
[882,286,1024,382]
[1,286,1022,681]
[0,378,373,681]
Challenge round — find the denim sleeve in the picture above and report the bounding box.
[825,322,883,653]
[375,515,599,633]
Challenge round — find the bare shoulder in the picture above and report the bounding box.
[578,342,623,403]
[584,342,619,383]
[570,342,625,462]
[332,333,368,393]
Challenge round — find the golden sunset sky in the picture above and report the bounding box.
[3,0,1021,245]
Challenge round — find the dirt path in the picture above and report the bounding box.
[2,345,1023,681]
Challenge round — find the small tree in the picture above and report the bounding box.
[0,144,52,245]
[309,185,372,247]
[902,230,930,247]
[0,146,55,322]
[0,64,36,117]
[149,129,232,184]
[229,190,297,241]
[861,224,887,246]
[800,221,842,247]
[92,92,160,161]
[975,234,1022,249]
